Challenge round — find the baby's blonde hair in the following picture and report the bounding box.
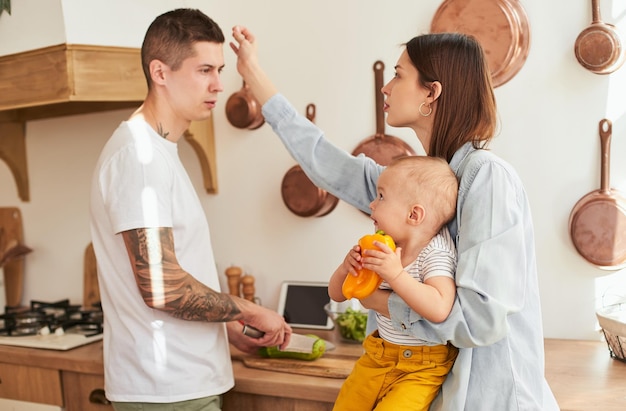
[386,156,458,230]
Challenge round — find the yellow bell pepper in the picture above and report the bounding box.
[342,230,396,300]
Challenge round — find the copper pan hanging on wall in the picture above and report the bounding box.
[280,104,339,218]
[430,0,531,87]
[568,119,626,270]
[225,81,265,130]
[574,0,624,75]
[351,61,416,164]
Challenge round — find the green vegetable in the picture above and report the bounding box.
[257,334,326,361]
[336,308,368,342]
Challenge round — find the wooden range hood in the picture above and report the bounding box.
[0,44,217,201]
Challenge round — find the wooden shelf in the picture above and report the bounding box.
[0,44,218,200]
[0,44,146,116]
[185,116,218,194]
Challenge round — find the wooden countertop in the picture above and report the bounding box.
[544,338,626,411]
[0,334,624,410]
[229,330,362,403]
[0,338,104,374]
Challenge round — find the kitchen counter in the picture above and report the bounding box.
[0,338,104,374]
[224,329,362,409]
[0,334,624,410]
[544,338,626,411]
[225,332,626,411]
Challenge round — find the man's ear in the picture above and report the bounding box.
[408,204,426,225]
[149,59,167,85]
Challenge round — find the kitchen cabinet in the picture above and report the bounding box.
[224,392,333,411]
[63,372,112,411]
[0,340,108,411]
[0,362,63,406]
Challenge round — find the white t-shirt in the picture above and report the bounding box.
[376,227,457,346]
[89,118,232,402]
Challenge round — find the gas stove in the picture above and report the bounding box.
[0,299,103,350]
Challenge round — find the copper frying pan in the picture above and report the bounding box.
[569,119,626,270]
[351,61,416,164]
[574,0,624,75]
[430,0,531,87]
[281,104,339,218]
[225,81,265,130]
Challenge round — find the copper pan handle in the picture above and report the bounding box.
[598,118,612,193]
[591,0,601,24]
[306,103,316,123]
[373,61,385,138]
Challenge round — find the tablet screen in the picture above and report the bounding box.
[277,281,333,330]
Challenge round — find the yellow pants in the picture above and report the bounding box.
[333,332,458,411]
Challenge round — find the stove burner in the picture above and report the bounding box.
[0,299,103,337]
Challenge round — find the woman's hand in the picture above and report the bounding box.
[229,25,278,106]
[230,26,258,76]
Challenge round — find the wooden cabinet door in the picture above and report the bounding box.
[62,372,113,411]
[223,391,333,411]
[0,363,63,405]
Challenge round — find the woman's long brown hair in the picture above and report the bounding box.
[406,33,497,162]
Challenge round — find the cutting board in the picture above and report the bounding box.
[0,207,25,307]
[83,242,100,309]
[231,349,356,379]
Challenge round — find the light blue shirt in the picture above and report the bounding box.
[262,94,559,410]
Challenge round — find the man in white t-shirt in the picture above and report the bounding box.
[89,9,291,411]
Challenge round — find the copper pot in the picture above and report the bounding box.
[225,81,264,130]
[281,104,339,218]
[430,0,531,87]
[568,119,626,270]
[351,61,416,164]
[574,0,624,75]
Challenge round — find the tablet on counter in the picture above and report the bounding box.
[276,281,333,330]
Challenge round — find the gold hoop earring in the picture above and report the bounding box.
[419,102,432,117]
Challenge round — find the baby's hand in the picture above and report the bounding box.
[343,245,362,277]
[362,242,403,283]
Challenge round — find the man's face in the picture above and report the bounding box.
[163,41,225,122]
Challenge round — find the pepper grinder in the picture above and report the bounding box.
[224,266,242,297]
[240,274,256,302]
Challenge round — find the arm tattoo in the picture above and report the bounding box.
[122,227,242,322]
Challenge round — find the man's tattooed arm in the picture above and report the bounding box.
[121,227,242,322]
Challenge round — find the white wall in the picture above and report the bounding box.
[0,0,625,340]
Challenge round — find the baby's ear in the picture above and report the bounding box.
[408,204,426,225]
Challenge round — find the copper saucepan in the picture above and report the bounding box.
[351,61,416,164]
[281,104,339,218]
[574,0,624,75]
[225,81,265,130]
[568,119,626,270]
[430,0,531,87]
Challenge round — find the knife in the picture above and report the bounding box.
[240,323,319,354]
